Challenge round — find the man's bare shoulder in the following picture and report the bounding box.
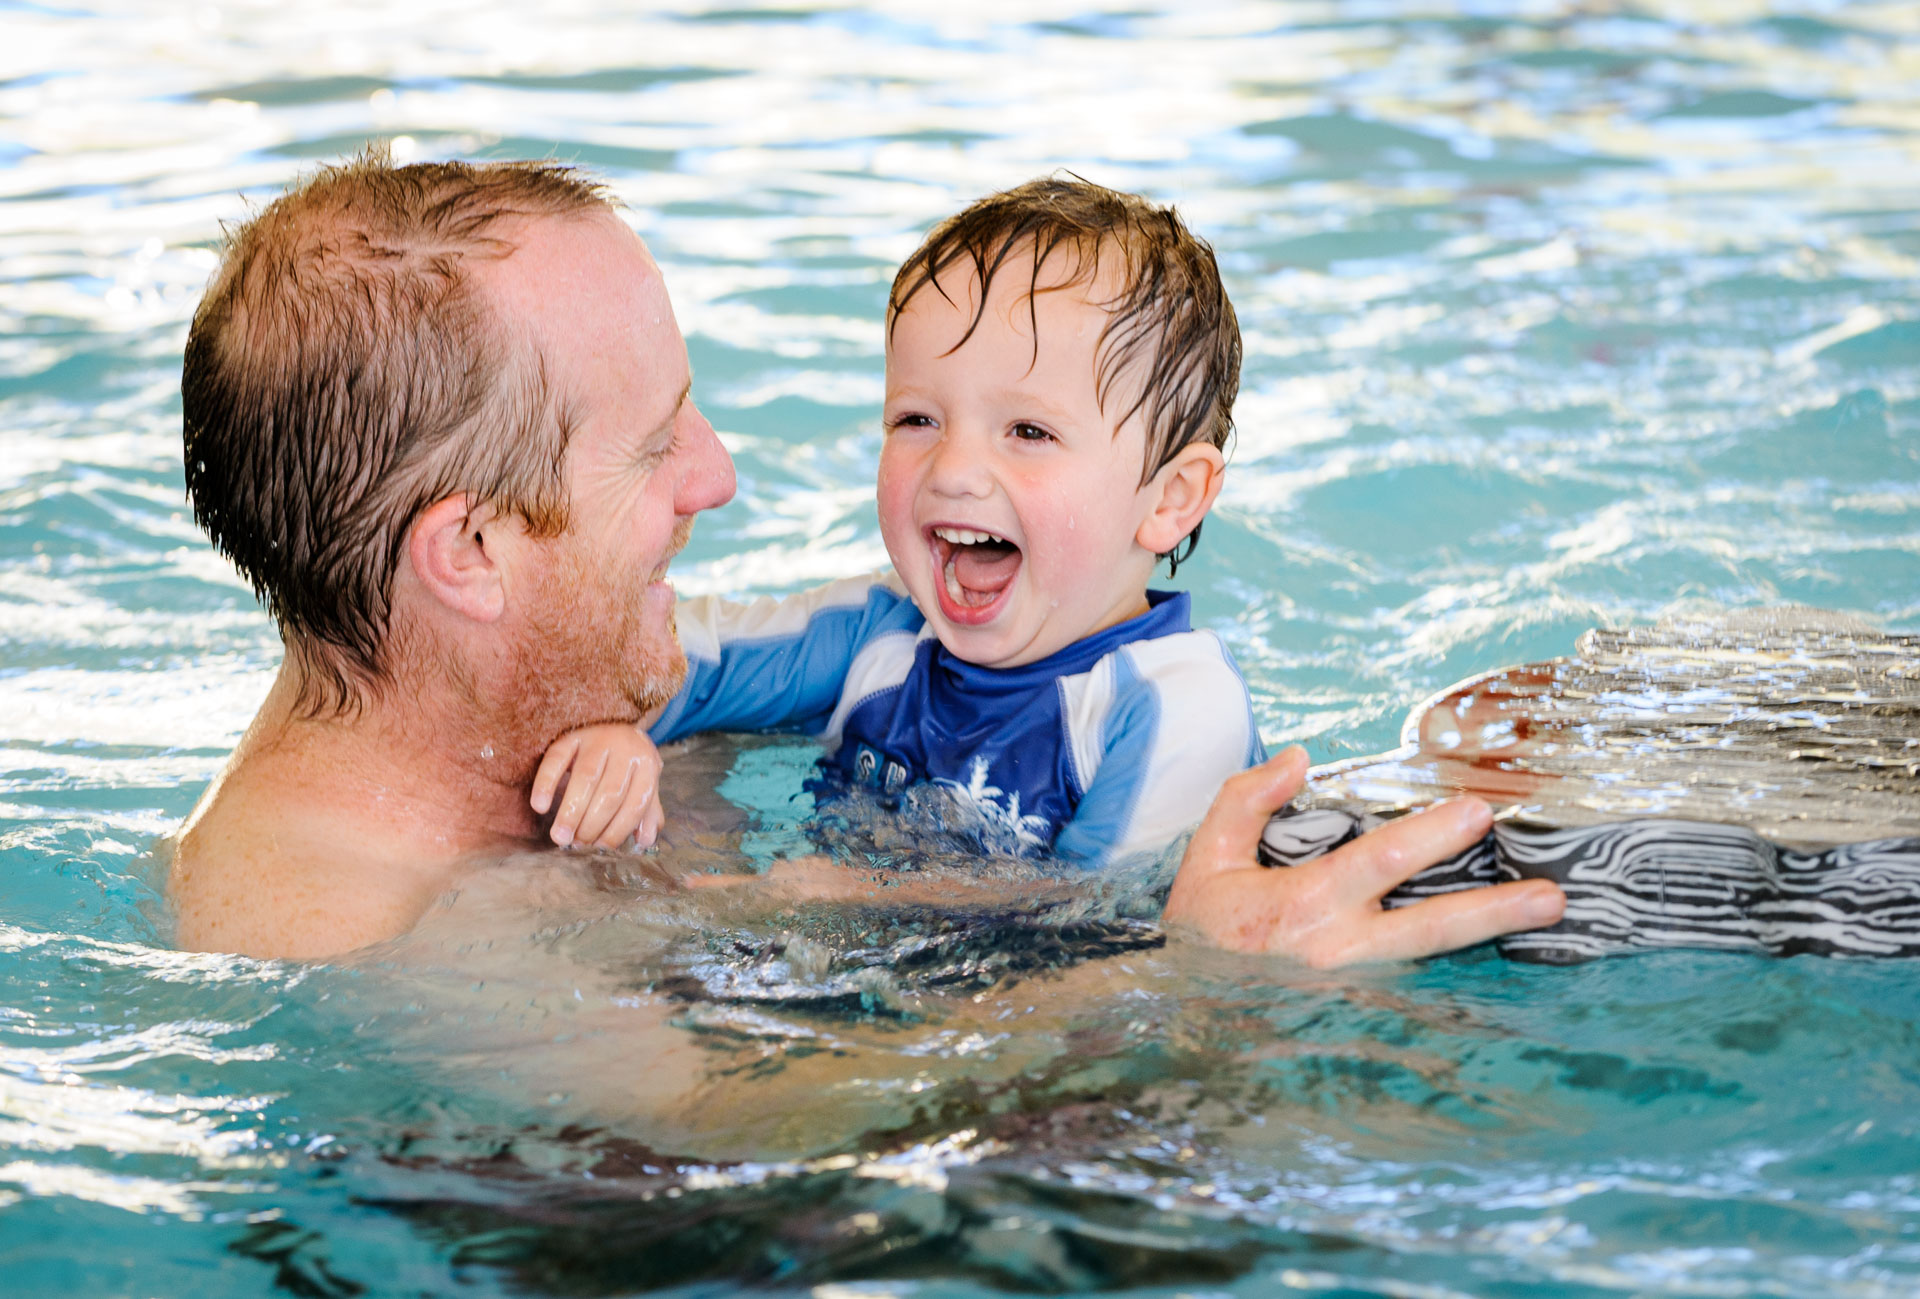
[170,781,464,962]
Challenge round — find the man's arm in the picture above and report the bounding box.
[1162,747,1566,966]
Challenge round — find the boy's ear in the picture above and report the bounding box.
[406,494,510,624]
[1135,444,1226,556]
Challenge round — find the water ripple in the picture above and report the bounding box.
[2,2,1918,1294]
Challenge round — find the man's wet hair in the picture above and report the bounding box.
[887,175,1241,571]
[182,146,613,716]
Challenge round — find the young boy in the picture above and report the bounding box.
[533,177,1265,868]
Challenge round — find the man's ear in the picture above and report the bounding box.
[406,495,508,623]
[1135,444,1226,556]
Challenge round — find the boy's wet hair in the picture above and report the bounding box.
[887,176,1241,570]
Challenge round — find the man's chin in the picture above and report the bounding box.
[623,644,687,719]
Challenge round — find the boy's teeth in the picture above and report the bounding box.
[934,526,998,545]
[944,557,964,603]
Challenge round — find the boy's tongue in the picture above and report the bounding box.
[942,537,1021,607]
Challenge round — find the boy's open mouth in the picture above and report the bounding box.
[928,524,1021,622]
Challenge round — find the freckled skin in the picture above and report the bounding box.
[170,211,735,961]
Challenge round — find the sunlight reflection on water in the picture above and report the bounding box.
[3,2,1919,1295]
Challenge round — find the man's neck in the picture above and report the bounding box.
[246,662,547,854]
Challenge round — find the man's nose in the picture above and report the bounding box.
[675,403,736,513]
[926,426,991,498]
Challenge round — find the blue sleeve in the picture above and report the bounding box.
[649,574,922,743]
[1052,633,1266,869]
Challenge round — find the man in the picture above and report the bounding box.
[170,153,1562,963]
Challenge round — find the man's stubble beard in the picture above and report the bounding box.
[508,522,690,752]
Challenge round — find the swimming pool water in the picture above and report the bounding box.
[4,2,1919,1294]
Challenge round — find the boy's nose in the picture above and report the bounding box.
[926,430,992,498]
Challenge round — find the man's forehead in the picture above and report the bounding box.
[481,209,660,312]
[480,211,685,399]
[495,213,694,458]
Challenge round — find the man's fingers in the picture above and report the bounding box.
[1176,746,1310,886]
[530,736,580,815]
[1363,878,1566,963]
[683,872,757,890]
[1323,796,1495,904]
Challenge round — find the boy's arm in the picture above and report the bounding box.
[649,573,920,743]
[1051,633,1266,869]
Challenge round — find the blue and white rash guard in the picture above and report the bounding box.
[650,573,1267,869]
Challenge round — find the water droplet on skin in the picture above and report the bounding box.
[480,743,494,760]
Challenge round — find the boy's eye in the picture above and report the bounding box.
[1010,422,1056,443]
[885,413,934,432]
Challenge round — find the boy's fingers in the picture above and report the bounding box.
[552,748,611,847]
[610,751,662,848]
[597,798,648,851]
[1322,797,1495,906]
[629,751,662,807]
[576,759,636,849]
[1176,747,1310,885]
[636,798,664,848]
[1360,879,1566,963]
[530,736,580,815]
[596,768,658,849]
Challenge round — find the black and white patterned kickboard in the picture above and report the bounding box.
[1256,610,1920,963]
[1258,804,1920,963]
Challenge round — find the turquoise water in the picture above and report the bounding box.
[5,1,1920,1294]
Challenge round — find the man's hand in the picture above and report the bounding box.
[531,723,665,850]
[1163,747,1565,967]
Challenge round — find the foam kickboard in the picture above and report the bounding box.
[1258,608,1920,962]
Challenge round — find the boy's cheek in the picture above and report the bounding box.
[872,487,924,583]
[873,484,915,545]
[872,459,907,516]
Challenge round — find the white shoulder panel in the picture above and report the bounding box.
[1108,630,1257,859]
[1056,656,1117,797]
[819,623,933,750]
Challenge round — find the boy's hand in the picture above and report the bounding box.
[531,724,665,851]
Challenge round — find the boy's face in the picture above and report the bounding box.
[878,249,1165,669]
